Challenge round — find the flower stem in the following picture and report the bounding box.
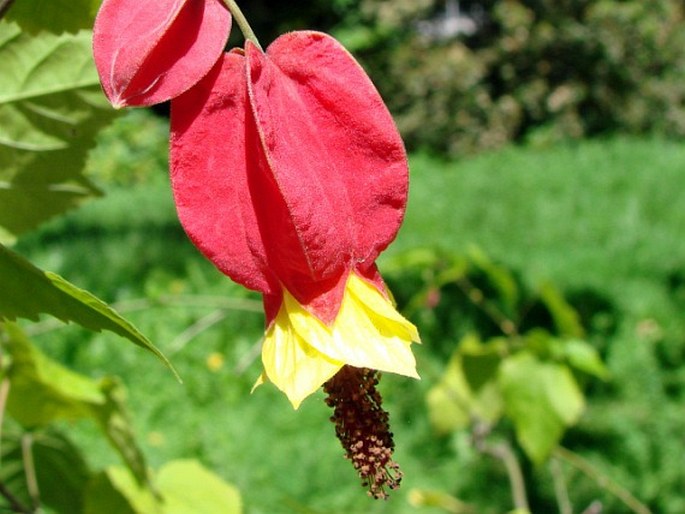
[222,0,263,51]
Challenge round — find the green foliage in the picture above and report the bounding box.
[0,13,240,514]
[0,21,119,242]
[13,117,684,513]
[0,245,172,368]
[0,322,242,513]
[333,0,685,155]
[85,460,242,514]
[389,248,604,467]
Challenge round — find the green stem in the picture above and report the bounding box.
[476,436,529,513]
[549,456,573,514]
[222,0,262,51]
[554,447,652,514]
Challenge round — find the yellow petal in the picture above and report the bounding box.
[283,273,420,380]
[261,306,343,409]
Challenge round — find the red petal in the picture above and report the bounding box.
[170,52,276,295]
[93,0,230,107]
[245,32,408,298]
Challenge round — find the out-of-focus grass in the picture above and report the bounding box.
[15,110,685,513]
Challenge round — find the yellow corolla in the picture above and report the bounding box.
[256,273,421,409]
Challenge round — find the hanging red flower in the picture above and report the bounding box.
[169,32,420,410]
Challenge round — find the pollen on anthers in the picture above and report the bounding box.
[323,365,403,500]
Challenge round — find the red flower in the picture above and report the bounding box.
[93,0,231,108]
[170,32,420,407]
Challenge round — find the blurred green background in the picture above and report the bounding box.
[10,0,685,513]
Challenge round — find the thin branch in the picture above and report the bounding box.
[0,480,32,514]
[554,447,651,514]
[474,433,529,513]
[0,379,11,466]
[0,0,16,21]
[168,309,227,355]
[21,434,39,512]
[550,456,573,514]
[456,276,519,337]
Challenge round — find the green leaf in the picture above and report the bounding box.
[499,351,585,464]
[468,245,520,314]
[0,244,174,371]
[84,461,243,514]
[0,427,91,514]
[157,460,242,514]
[84,467,158,514]
[92,378,153,487]
[427,334,504,433]
[538,281,584,338]
[6,0,102,34]
[32,430,92,514]
[562,339,610,380]
[2,323,152,486]
[0,21,119,241]
[4,321,106,427]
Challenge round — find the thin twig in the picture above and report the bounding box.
[21,434,39,512]
[550,456,573,514]
[456,276,519,336]
[0,0,16,21]
[0,379,11,466]
[554,447,651,514]
[474,435,529,513]
[0,480,32,514]
[168,309,227,355]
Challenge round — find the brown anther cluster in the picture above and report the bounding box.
[323,365,403,500]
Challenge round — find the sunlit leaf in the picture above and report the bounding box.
[427,334,504,433]
[6,0,102,33]
[84,461,243,514]
[562,339,610,380]
[0,245,173,370]
[0,21,119,241]
[3,321,105,427]
[157,460,242,514]
[2,323,152,485]
[499,351,584,464]
[84,467,158,514]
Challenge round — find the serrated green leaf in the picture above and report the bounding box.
[499,351,584,464]
[157,460,242,514]
[0,244,174,371]
[6,0,102,34]
[427,334,504,433]
[0,21,119,240]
